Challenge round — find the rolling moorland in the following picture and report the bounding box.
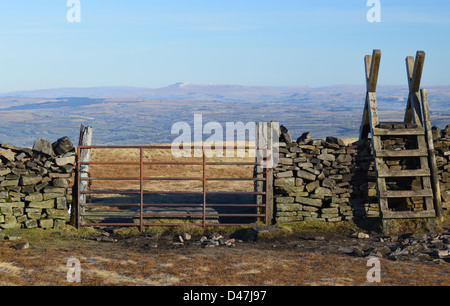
[0,83,449,147]
[0,84,449,287]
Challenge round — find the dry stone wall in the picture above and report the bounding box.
[1,125,449,230]
[0,137,75,230]
[433,125,450,210]
[274,125,450,224]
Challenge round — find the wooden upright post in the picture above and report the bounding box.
[77,125,93,228]
[420,89,444,220]
[404,51,425,125]
[359,49,382,140]
[255,122,264,209]
[255,121,276,224]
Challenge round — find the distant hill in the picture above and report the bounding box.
[2,83,450,104]
[1,83,313,101]
[0,83,448,147]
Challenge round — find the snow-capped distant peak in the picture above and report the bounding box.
[169,82,191,88]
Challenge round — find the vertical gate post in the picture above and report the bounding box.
[256,121,276,225]
[74,146,80,228]
[140,147,144,232]
[255,122,264,210]
[202,148,207,228]
[266,121,275,225]
[76,125,93,229]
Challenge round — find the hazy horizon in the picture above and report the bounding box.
[2,82,450,96]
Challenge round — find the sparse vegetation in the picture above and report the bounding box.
[0,223,449,286]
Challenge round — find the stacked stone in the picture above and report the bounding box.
[433,125,450,209]
[274,124,450,224]
[0,137,75,230]
[274,126,377,223]
[350,139,379,219]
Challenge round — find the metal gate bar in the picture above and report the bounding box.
[76,145,270,231]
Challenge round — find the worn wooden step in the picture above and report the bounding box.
[372,127,425,136]
[377,122,418,129]
[382,210,436,219]
[377,169,430,178]
[376,149,428,158]
[379,189,433,198]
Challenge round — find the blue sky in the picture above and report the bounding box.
[0,0,450,92]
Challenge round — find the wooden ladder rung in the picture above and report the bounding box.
[377,169,430,178]
[372,128,425,136]
[382,210,436,219]
[376,149,428,157]
[380,189,433,198]
[377,122,418,129]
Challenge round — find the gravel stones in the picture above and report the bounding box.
[349,230,450,263]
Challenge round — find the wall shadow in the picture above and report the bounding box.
[80,193,258,225]
[350,138,383,232]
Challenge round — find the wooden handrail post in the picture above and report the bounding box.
[420,89,444,220]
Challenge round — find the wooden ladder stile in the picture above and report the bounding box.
[372,122,435,220]
[359,50,441,234]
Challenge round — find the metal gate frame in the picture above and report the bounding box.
[75,145,270,231]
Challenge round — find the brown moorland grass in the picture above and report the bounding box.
[0,228,449,286]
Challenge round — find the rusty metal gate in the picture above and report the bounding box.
[75,145,271,231]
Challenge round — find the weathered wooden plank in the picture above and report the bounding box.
[406,91,424,126]
[380,189,433,198]
[366,49,381,93]
[267,121,275,225]
[367,92,379,128]
[255,121,275,224]
[423,197,435,213]
[416,134,436,213]
[421,88,443,219]
[411,51,425,93]
[377,122,418,129]
[370,110,389,214]
[372,127,424,136]
[267,168,273,224]
[382,210,436,219]
[255,122,264,208]
[360,50,381,140]
[376,149,428,157]
[359,99,370,140]
[404,56,415,124]
[377,169,430,178]
[365,54,372,87]
[77,125,93,228]
[404,52,425,125]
